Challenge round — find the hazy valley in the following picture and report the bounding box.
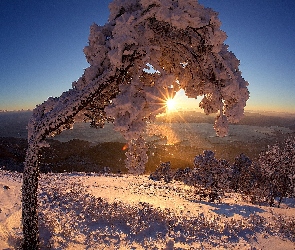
[0,110,294,173]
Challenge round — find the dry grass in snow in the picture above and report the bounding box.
[0,170,295,249]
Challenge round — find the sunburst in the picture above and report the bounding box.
[166,98,176,112]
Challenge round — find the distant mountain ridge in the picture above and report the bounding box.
[0,110,294,140]
[157,111,295,129]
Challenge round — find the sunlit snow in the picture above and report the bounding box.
[1,170,295,249]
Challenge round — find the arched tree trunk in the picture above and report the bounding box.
[21,71,119,248]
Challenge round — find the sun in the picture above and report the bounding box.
[166,98,176,111]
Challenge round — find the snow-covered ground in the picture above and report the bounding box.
[0,170,294,249]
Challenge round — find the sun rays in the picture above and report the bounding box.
[166,98,176,112]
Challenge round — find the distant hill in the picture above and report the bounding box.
[156,111,295,129]
[0,110,32,138]
[0,110,294,140]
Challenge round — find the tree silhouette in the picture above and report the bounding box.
[22,0,249,248]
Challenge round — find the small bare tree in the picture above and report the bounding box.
[22,0,249,248]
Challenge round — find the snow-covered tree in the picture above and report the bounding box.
[22,0,249,248]
[258,137,295,207]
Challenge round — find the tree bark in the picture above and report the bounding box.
[22,147,40,249]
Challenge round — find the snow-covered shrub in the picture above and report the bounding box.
[149,151,231,201]
[257,137,295,207]
[230,153,261,195]
[193,150,230,201]
[193,151,230,188]
[149,161,174,182]
[173,167,195,185]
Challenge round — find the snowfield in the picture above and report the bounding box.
[0,170,294,249]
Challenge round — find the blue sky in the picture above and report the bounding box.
[0,0,294,113]
[199,0,295,113]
